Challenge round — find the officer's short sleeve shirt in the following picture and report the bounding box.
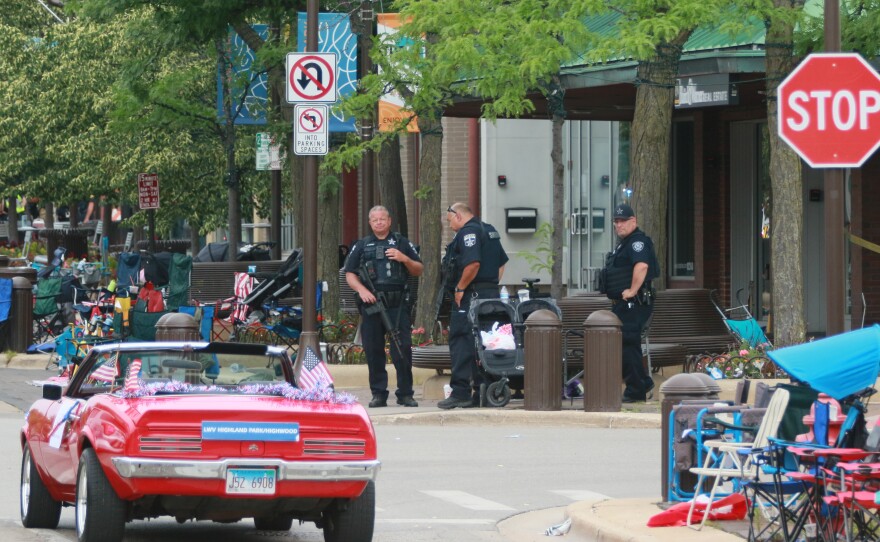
[622,230,653,268]
[342,238,369,274]
[455,218,483,268]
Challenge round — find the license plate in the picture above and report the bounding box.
[225,468,276,495]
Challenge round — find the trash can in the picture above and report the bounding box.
[523,309,562,411]
[0,266,37,285]
[582,310,622,412]
[155,313,201,341]
[9,276,34,352]
[660,373,713,500]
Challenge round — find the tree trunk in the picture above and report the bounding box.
[190,222,201,255]
[630,33,691,291]
[412,117,443,332]
[377,134,409,237]
[766,2,805,347]
[218,38,241,261]
[318,171,341,320]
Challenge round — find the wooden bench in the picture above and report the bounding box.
[559,289,732,378]
[412,345,451,374]
[190,261,287,304]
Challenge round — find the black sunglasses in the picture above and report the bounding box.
[446,206,457,214]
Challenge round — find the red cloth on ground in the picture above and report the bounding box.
[647,493,747,527]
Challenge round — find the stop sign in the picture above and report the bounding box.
[778,53,880,168]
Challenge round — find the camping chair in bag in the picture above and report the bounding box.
[687,387,791,529]
[163,253,192,311]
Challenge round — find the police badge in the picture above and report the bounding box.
[632,241,644,252]
[464,233,477,247]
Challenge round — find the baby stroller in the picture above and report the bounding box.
[468,297,563,407]
[242,249,303,320]
[709,288,772,348]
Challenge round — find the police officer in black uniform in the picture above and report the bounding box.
[438,202,509,410]
[602,203,659,402]
[344,206,424,408]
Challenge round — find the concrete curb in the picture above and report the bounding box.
[370,409,660,428]
[566,499,743,542]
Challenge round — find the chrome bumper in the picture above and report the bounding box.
[112,457,381,482]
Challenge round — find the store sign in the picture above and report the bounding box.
[674,74,738,109]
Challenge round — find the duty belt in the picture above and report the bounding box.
[468,281,498,290]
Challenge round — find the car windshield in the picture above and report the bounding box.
[80,349,289,394]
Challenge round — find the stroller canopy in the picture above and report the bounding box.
[194,242,229,262]
[767,325,880,400]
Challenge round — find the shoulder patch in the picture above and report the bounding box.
[632,241,645,252]
[464,233,477,247]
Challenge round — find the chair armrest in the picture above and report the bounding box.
[703,416,759,434]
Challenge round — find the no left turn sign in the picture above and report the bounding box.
[286,52,337,104]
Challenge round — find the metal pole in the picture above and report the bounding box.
[359,0,375,234]
[148,209,156,253]
[271,169,282,260]
[296,0,321,362]
[824,0,845,335]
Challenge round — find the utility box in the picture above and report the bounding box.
[505,208,538,233]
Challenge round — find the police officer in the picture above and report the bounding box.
[344,206,424,408]
[603,203,659,403]
[438,202,509,410]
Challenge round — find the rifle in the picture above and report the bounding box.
[430,251,456,326]
[357,263,405,358]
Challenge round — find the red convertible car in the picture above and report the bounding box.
[20,341,379,542]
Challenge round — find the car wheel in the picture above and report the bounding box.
[486,380,511,407]
[20,445,61,529]
[254,515,293,531]
[323,481,375,542]
[76,448,126,542]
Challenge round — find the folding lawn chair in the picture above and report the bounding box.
[33,276,66,344]
[116,252,142,291]
[163,253,192,311]
[687,387,791,529]
[227,271,254,325]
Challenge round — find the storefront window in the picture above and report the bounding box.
[670,121,695,278]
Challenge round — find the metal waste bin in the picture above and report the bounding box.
[9,276,34,352]
[582,310,621,412]
[523,309,562,411]
[659,373,713,500]
[155,313,201,341]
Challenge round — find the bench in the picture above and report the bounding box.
[412,344,451,374]
[559,289,732,378]
[190,260,288,304]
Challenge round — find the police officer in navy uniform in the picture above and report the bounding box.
[344,206,424,408]
[438,202,509,410]
[602,203,659,403]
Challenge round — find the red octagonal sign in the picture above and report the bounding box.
[778,53,880,168]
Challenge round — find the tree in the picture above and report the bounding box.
[763,0,806,347]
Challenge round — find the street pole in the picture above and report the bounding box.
[271,169,282,260]
[359,0,375,234]
[296,0,321,364]
[824,0,845,335]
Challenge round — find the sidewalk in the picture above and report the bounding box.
[4,353,743,541]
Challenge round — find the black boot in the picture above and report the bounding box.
[396,396,418,407]
[369,394,387,408]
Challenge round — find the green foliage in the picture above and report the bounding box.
[518,222,554,275]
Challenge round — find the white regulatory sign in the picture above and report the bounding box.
[286,52,337,104]
[294,104,329,156]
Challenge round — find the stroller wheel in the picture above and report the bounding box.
[485,380,511,408]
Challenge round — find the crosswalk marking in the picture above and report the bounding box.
[420,490,515,511]
[377,518,496,525]
[550,489,610,501]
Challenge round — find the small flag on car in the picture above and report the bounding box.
[124,359,142,393]
[297,347,333,390]
[91,356,119,383]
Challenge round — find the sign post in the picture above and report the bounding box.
[137,173,159,253]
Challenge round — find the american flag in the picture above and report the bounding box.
[124,359,142,393]
[91,356,119,383]
[297,347,333,390]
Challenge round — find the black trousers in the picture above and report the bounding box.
[448,287,498,400]
[611,301,653,399]
[359,302,413,399]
